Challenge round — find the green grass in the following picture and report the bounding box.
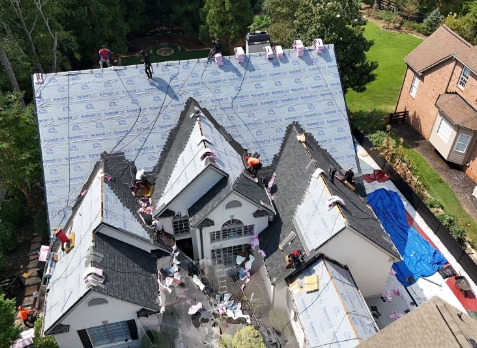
[394,136,477,244]
[346,21,423,115]
[121,44,210,65]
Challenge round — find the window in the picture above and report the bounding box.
[409,75,420,98]
[87,298,108,307]
[211,244,248,266]
[454,133,471,153]
[87,321,131,346]
[210,220,254,243]
[173,215,190,235]
[436,117,452,143]
[225,200,242,209]
[458,67,470,89]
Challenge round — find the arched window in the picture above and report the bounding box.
[87,298,108,307]
[225,200,242,209]
[210,219,254,243]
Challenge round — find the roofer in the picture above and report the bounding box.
[18,306,35,327]
[344,165,354,184]
[208,39,222,59]
[140,50,153,80]
[284,249,303,269]
[245,156,262,178]
[98,45,112,68]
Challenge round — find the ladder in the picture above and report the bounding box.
[215,258,228,295]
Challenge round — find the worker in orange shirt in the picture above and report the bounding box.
[18,306,35,327]
[244,156,262,177]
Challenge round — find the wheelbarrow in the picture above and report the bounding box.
[455,276,472,298]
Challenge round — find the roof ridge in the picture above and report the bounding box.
[442,25,473,48]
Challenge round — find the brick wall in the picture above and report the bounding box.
[396,60,456,139]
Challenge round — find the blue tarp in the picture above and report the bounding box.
[368,189,447,286]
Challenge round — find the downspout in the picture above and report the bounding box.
[199,228,204,260]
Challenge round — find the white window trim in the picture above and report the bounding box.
[409,75,420,98]
[436,117,452,144]
[454,133,471,153]
[87,321,131,347]
[210,220,254,243]
[458,66,470,90]
[172,215,190,236]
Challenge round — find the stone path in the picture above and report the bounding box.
[14,233,44,329]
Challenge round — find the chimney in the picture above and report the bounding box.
[245,31,271,54]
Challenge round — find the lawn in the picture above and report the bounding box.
[397,138,477,244]
[346,21,423,115]
[121,44,210,65]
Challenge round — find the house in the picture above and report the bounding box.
[395,25,477,180]
[258,123,401,307]
[357,296,477,348]
[42,165,170,348]
[286,255,378,348]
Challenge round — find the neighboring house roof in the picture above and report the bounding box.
[357,296,477,348]
[259,123,399,282]
[436,93,477,131]
[455,46,477,75]
[34,46,356,228]
[288,255,378,347]
[91,232,163,311]
[404,25,471,74]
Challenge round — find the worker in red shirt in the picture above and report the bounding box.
[18,306,35,327]
[98,45,112,68]
[245,156,262,177]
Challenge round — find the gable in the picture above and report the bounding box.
[34,46,356,228]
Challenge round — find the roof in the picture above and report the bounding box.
[288,255,378,347]
[404,25,471,74]
[259,123,399,281]
[91,232,162,311]
[436,94,477,131]
[34,45,356,228]
[455,46,477,75]
[357,296,477,348]
[44,167,104,333]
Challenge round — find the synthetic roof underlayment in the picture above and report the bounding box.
[294,175,346,254]
[290,257,377,347]
[34,45,356,227]
[44,169,103,331]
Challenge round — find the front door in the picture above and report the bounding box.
[176,238,194,259]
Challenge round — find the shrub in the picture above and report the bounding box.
[350,109,388,135]
[369,130,396,148]
[437,213,457,229]
[420,10,443,35]
[34,207,50,239]
[34,318,59,348]
[0,252,7,276]
[438,213,467,247]
[373,10,401,26]
[232,327,266,348]
[426,197,443,209]
[0,222,18,252]
[402,19,423,31]
[0,199,24,227]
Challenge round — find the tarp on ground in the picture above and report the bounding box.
[368,188,447,286]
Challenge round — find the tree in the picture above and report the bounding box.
[249,14,271,32]
[292,0,378,93]
[0,92,41,206]
[443,0,477,44]
[421,10,444,35]
[263,0,298,46]
[0,293,22,348]
[34,318,59,348]
[0,41,23,98]
[200,0,253,48]
[397,0,420,19]
[232,327,266,348]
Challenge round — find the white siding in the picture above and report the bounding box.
[201,192,269,261]
[318,228,396,297]
[98,224,158,253]
[52,292,144,348]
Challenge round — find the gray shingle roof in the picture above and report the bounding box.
[259,123,399,282]
[92,232,162,310]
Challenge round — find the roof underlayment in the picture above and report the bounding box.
[44,169,103,331]
[290,258,377,347]
[34,46,356,227]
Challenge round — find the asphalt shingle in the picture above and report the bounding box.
[436,93,477,131]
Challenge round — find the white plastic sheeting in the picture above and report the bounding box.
[200,116,243,182]
[103,184,149,239]
[34,45,356,228]
[293,177,346,253]
[292,258,377,348]
[44,170,103,331]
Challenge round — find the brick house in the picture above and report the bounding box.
[395,25,477,180]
